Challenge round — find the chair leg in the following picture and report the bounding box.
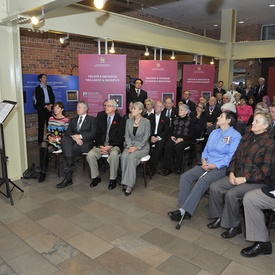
[142,162,147,188]
[56,154,60,178]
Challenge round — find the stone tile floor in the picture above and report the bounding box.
[0,142,275,274]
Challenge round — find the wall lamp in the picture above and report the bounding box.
[170,51,175,60]
[144,47,149,56]
[94,0,108,9]
[31,9,44,25]
[109,41,115,54]
[60,34,70,44]
[210,57,215,65]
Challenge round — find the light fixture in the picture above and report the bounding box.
[144,47,149,56]
[170,51,175,60]
[210,57,214,65]
[31,9,44,25]
[94,0,108,9]
[60,34,69,44]
[109,41,115,53]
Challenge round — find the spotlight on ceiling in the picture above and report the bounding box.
[60,34,70,44]
[31,9,44,25]
[210,57,215,65]
[144,47,149,56]
[171,51,175,60]
[109,41,115,54]
[94,0,108,9]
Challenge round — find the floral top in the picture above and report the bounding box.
[47,116,69,150]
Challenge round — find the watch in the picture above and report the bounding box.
[243,177,246,183]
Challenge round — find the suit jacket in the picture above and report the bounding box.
[94,113,125,149]
[34,84,55,111]
[125,117,150,151]
[148,113,170,140]
[64,115,97,146]
[184,99,196,112]
[162,107,178,120]
[214,87,226,96]
[255,85,267,102]
[205,104,221,123]
[129,88,148,105]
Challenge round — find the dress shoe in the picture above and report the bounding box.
[56,178,73,188]
[108,180,117,190]
[167,210,182,221]
[221,224,242,238]
[241,241,272,257]
[207,218,221,229]
[121,184,127,192]
[38,172,46,183]
[63,164,76,174]
[174,168,181,175]
[162,169,172,176]
[90,177,101,187]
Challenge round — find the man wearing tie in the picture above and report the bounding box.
[182,90,196,112]
[255,77,267,103]
[129,78,148,105]
[57,101,97,188]
[87,100,125,190]
[162,97,178,125]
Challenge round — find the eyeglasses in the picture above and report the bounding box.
[104,105,115,108]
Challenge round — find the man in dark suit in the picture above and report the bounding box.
[205,96,221,134]
[215,91,223,107]
[255,77,267,103]
[182,90,196,112]
[148,101,170,175]
[162,97,178,125]
[87,100,126,190]
[34,73,55,143]
[129,78,148,105]
[57,100,97,188]
[214,80,226,96]
[126,75,135,110]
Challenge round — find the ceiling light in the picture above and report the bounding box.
[269,4,275,7]
[239,21,244,24]
[94,0,108,9]
[213,24,218,27]
[210,58,214,65]
[31,9,44,25]
[60,34,69,44]
[170,51,175,60]
[109,42,115,54]
[144,47,149,56]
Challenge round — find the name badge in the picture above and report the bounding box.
[223,136,230,144]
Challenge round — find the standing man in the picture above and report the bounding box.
[148,101,170,175]
[126,75,134,109]
[87,100,125,190]
[129,78,148,105]
[182,90,196,112]
[34,73,55,144]
[57,101,97,188]
[214,80,226,96]
[255,77,267,103]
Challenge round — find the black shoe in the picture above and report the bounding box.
[56,178,73,188]
[125,191,132,196]
[121,185,127,192]
[174,168,181,175]
[221,224,242,238]
[167,210,182,221]
[162,169,173,176]
[124,186,132,196]
[38,172,46,183]
[90,177,101,187]
[207,218,221,229]
[108,179,117,190]
[241,241,272,258]
[63,164,76,174]
[184,212,192,219]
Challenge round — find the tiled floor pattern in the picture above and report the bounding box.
[0,142,275,274]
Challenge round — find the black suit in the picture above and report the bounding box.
[34,84,55,143]
[95,113,125,150]
[205,104,221,124]
[184,99,196,112]
[162,107,178,125]
[214,88,226,96]
[129,88,148,105]
[255,85,267,103]
[61,115,97,168]
[148,114,170,170]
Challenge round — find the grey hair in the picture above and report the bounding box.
[133,101,145,112]
[254,110,272,126]
[107,99,118,108]
[78,100,89,109]
[179,104,190,113]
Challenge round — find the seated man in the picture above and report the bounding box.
[207,110,275,239]
[57,100,97,188]
[240,183,275,257]
[148,100,170,175]
[87,100,125,190]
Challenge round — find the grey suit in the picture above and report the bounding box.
[121,117,151,188]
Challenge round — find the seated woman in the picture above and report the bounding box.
[39,101,69,182]
[232,92,241,106]
[161,104,193,176]
[123,100,135,120]
[207,110,275,239]
[121,101,151,196]
[262,95,271,108]
[236,96,253,125]
[143,98,154,118]
[167,111,241,221]
[190,103,207,138]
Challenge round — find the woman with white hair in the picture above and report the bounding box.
[161,104,193,176]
